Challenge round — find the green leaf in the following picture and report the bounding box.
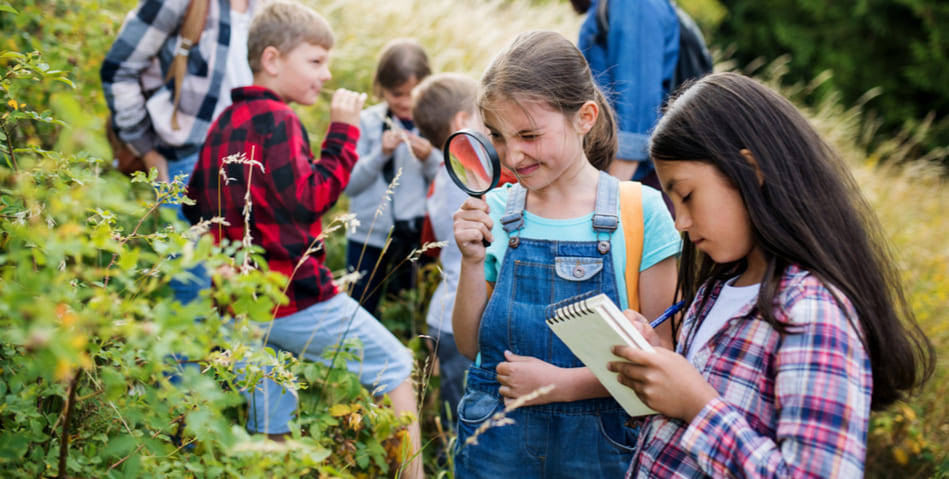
[117,248,140,271]
[0,5,18,15]
[0,432,28,459]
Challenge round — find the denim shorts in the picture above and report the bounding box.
[241,292,413,434]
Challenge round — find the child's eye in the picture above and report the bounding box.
[681,193,692,202]
[521,133,538,140]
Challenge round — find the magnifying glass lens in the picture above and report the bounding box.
[447,134,496,195]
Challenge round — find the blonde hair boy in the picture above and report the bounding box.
[247,1,335,73]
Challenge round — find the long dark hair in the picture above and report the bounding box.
[479,30,617,170]
[651,72,934,410]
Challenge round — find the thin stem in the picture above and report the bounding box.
[103,200,162,287]
[1,121,18,170]
[56,373,80,479]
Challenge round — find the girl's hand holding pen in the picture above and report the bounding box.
[610,303,718,422]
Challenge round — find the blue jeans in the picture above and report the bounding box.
[239,293,414,434]
[164,153,211,304]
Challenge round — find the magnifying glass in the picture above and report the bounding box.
[443,129,502,246]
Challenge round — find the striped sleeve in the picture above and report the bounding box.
[100,0,190,155]
[679,293,872,478]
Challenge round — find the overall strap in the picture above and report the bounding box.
[499,184,528,234]
[592,171,620,228]
[592,171,620,254]
[619,181,644,312]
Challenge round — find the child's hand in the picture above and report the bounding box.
[496,351,560,406]
[453,197,494,263]
[329,88,367,127]
[623,309,664,347]
[608,346,719,423]
[406,133,434,160]
[381,130,403,157]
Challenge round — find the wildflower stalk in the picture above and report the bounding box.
[464,384,555,447]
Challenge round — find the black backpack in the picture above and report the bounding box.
[594,0,713,95]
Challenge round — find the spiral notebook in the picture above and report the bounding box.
[545,293,658,417]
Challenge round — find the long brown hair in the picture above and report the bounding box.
[478,30,617,170]
[652,72,934,409]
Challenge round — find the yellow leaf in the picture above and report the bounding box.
[79,353,93,370]
[70,333,87,349]
[55,359,72,381]
[892,446,909,465]
[902,404,917,422]
[329,404,351,417]
[347,412,363,431]
[6,99,16,110]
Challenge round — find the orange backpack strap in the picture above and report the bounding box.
[619,181,644,312]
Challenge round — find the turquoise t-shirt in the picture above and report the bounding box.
[483,183,681,310]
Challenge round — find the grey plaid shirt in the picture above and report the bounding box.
[101,0,255,161]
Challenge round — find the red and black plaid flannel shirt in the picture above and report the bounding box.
[184,86,359,317]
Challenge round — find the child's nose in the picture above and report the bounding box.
[673,209,691,232]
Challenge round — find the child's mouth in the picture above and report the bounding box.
[515,164,539,175]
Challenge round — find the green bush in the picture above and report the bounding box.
[0,39,416,478]
[712,0,949,162]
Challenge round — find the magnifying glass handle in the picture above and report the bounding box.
[474,194,491,248]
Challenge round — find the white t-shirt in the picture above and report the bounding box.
[215,8,254,118]
[686,277,760,362]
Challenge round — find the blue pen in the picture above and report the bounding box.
[649,300,686,329]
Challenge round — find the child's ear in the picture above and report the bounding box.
[259,46,282,77]
[740,148,765,186]
[575,100,598,135]
[450,110,471,132]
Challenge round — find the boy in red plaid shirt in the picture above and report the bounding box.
[183,3,421,474]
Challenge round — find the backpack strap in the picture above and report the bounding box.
[165,0,211,130]
[619,181,643,312]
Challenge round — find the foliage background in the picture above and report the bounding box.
[0,0,946,477]
[706,0,949,165]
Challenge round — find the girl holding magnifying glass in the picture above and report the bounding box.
[451,31,681,478]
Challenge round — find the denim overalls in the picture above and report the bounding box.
[454,172,638,478]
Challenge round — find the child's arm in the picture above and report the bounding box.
[287,90,366,215]
[344,112,393,196]
[610,295,872,478]
[637,256,678,347]
[497,352,613,405]
[451,197,495,359]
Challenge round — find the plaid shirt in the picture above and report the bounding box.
[101,0,255,160]
[628,265,872,478]
[184,86,359,318]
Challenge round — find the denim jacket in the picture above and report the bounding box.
[579,0,679,174]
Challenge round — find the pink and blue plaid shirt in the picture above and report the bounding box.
[627,264,872,478]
